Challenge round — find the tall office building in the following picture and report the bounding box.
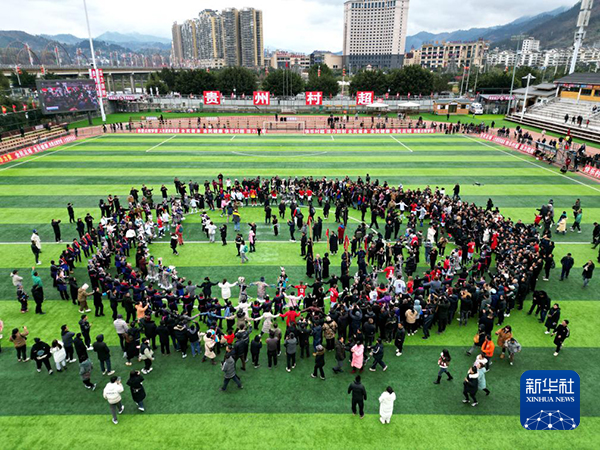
[171,22,184,64]
[343,0,410,70]
[239,8,264,68]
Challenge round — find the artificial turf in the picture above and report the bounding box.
[1,133,599,449]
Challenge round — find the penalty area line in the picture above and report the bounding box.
[145,135,177,153]
[390,135,413,152]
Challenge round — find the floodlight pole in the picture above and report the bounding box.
[507,35,525,114]
[520,73,535,120]
[83,0,106,122]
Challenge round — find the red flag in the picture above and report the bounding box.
[318,67,321,77]
[22,104,27,111]
[343,235,350,251]
[12,105,16,112]
[1,106,6,115]
[326,228,330,251]
[32,101,36,109]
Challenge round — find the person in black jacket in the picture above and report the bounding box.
[31,338,53,374]
[311,344,326,380]
[395,323,406,356]
[348,375,367,418]
[462,366,479,406]
[560,253,574,280]
[333,336,346,373]
[552,320,570,356]
[126,370,147,412]
[157,321,170,355]
[369,338,387,371]
[73,333,88,362]
[544,304,561,334]
[250,334,262,368]
[92,334,114,375]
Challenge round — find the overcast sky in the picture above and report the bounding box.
[9,0,578,52]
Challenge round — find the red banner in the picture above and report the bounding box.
[135,128,263,135]
[356,91,374,105]
[89,68,107,98]
[203,91,221,105]
[479,133,536,155]
[0,135,76,165]
[303,128,437,135]
[305,91,323,106]
[253,91,270,106]
[582,165,600,180]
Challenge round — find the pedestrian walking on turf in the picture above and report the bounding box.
[127,370,147,411]
[378,386,396,424]
[552,320,570,356]
[348,375,367,418]
[582,261,594,287]
[170,233,179,255]
[434,349,453,384]
[139,338,154,374]
[220,352,243,391]
[31,268,44,314]
[9,326,29,362]
[284,333,297,372]
[332,336,346,373]
[350,339,365,373]
[51,219,62,242]
[395,323,406,356]
[504,337,522,365]
[311,344,326,379]
[560,253,574,280]
[103,376,125,424]
[50,340,67,372]
[476,362,490,396]
[92,334,114,375]
[463,366,479,407]
[369,338,388,371]
[79,357,96,390]
[31,337,53,374]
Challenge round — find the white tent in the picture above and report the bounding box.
[365,103,389,108]
[396,101,421,108]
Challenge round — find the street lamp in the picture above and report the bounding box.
[507,35,526,114]
[83,0,106,122]
[521,73,536,119]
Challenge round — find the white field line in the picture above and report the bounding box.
[390,135,413,152]
[145,135,177,152]
[0,135,104,172]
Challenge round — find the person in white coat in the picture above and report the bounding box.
[103,376,125,425]
[50,340,67,372]
[378,386,396,424]
[218,279,237,300]
[31,230,42,252]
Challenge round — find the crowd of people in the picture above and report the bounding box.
[6,173,591,423]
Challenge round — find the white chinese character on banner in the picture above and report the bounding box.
[356,91,373,105]
[253,91,270,106]
[306,91,323,106]
[204,91,221,105]
[559,379,575,394]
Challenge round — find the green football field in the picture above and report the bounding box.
[1,133,599,449]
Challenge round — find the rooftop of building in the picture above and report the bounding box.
[554,73,600,86]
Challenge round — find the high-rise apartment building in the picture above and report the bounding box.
[239,8,264,67]
[171,22,184,64]
[197,9,224,61]
[172,7,264,68]
[181,19,198,61]
[222,8,241,66]
[343,0,410,70]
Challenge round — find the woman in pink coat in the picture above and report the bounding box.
[351,339,365,373]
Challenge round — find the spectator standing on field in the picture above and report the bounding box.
[103,376,125,424]
[378,386,396,424]
[348,375,367,418]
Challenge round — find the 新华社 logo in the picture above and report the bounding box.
[520,370,580,430]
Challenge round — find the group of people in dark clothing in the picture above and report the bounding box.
[10,172,591,421]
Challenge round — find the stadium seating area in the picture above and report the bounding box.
[0,125,68,155]
[506,98,600,143]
